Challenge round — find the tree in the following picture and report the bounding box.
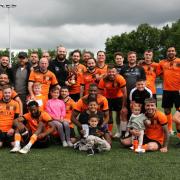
[105,20,180,63]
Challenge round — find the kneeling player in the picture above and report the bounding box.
[0,85,20,148]
[11,101,55,154]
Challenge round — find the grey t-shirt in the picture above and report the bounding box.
[127,113,147,130]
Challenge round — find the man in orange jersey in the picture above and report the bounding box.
[173,108,180,146]
[121,98,169,152]
[139,50,159,99]
[80,58,101,96]
[82,51,92,66]
[11,101,55,154]
[71,83,111,144]
[0,73,23,116]
[65,50,86,101]
[96,51,108,79]
[0,85,20,148]
[28,57,60,99]
[98,64,127,138]
[60,86,76,142]
[157,47,180,134]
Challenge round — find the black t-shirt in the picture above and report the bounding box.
[115,64,125,75]
[48,58,70,86]
[121,65,146,95]
[78,111,104,126]
[129,87,152,112]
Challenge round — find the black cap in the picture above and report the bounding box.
[18,52,28,58]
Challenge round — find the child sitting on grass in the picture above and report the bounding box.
[74,114,111,155]
[46,86,73,147]
[127,103,151,153]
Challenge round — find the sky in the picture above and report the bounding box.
[0,0,179,54]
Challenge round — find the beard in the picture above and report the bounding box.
[57,54,66,61]
[88,66,95,71]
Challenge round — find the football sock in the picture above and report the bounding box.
[14,133,21,147]
[27,134,38,148]
[166,114,173,132]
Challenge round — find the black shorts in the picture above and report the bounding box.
[70,128,76,138]
[107,97,122,111]
[0,131,14,145]
[162,90,180,109]
[143,135,162,149]
[22,131,50,148]
[70,93,80,102]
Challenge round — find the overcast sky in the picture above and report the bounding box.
[0,0,179,53]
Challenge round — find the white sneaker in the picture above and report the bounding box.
[62,141,68,147]
[19,145,30,154]
[129,146,134,150]
[113,132,121,138]
[10,146,21,153]
[67,141,73,147]
[135,148,145,153]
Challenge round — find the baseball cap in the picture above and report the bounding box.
[18,52,28,58]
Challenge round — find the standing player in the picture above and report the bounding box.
[114,52,125,75]
[80,58,101,96]
[157,47,180,134]
[98,64,127,138]
[65,50,86,101]
[139,50,159,99]
[28,58,59,99]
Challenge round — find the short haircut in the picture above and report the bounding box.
[145,98,156,104]
[136,78,146,83]
[88,97,98,104]
[60,86,69,91]
[144,49,153,53]
[27,100,39,107]
[127,51,137,56]
[31,51,39,55]
[88,114,100,121]
[2,84,12,91]
[71,49,81,57]
[87,57,96,63]
[114,52,124,58]
[97,50,106,56]
[107,64,116,70]
[89,83,98,89]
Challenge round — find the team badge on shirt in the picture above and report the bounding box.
[55,67,59,72]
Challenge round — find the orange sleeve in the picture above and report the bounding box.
[28,71,35,82]
[100,96,109,111]
[42,112,52,122]
[51,72,58,85]
[14,101,20,114]
[156,61,163,76]
[12,90,18,99]
[157,111,168,125]
[98,79,105,90]
[74,99,83,112]
[117,75,126,88]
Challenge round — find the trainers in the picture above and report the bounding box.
[175,141,180,147]
[19,145,30,154]
[62,141,68,147]
[129,146,134,150]
[135,148,145,153]
[113,132,121,138]
[10,146,21,153]
[87,148,94,156]
[67,141,73,147]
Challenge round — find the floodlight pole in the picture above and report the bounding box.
[0,4,17,65]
